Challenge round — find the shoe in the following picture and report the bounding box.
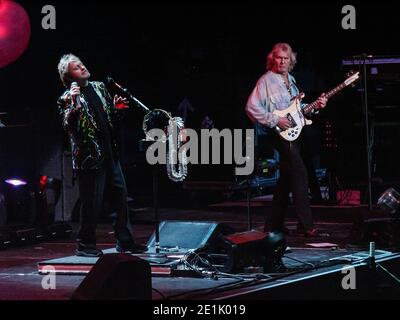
[297,228,328,237]
[75,243,103,257]
[303,228,320,237]
[116,241,148,254]
[268,226,291,235]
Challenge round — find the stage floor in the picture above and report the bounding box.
[0,205,399,300]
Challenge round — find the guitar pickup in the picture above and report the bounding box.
[286,114,297,127]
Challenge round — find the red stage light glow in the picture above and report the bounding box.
[0,0,31,68]
[0,25,7,38]
[39,175,48,190]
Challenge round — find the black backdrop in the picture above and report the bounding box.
[1,1,400,203]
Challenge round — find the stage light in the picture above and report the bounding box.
[0,176,70,247]
[348,187,400,249]
[34,175,62,225]
[5,178,27,187]
[264,232,287,273]
[34,176,71,240]
[0,0,31,68]
[2,177,34,226]
[377,187,400,215]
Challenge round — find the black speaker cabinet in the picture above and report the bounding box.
[70,253,152,300]
[221,229,268,273]
[146,220,234,253]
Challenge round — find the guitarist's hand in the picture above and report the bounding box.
[277,117,291,130]
[316,93,328,109]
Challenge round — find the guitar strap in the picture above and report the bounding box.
[291,76,304,98]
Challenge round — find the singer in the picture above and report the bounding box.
[56,53,147,257]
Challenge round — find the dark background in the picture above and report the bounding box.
[1,1,400,205]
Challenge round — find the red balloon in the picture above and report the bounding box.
[0,0,31,68]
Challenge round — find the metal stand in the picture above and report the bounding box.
[365,242,400,293]
[138,140,167,258]
[60,148,65,222]
[232,125,279,232]
[152,163,160,253]
[358,55,373,210]
[108,78,175,257]
[246,180,253,231]
[109,78,163,254]
[231,178,255,231]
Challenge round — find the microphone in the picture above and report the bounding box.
[70,82,81,109]
[70,81,78,102]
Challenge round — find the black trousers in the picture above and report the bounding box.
[76,156,133,245]
[269,135,315,232]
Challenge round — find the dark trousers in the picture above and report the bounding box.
[76,156,133,245]
[302,125,323,202]
[269,136,315,232]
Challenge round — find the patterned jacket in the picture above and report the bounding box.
[57,81,120,170]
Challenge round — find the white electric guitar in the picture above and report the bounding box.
[274,71,360,141]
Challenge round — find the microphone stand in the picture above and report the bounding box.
[355,55,373,210]
[107,78,166,257]
[107,77,150,114]
[362,54,373,211]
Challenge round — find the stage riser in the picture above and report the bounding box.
[38,264,174,277]
[219,256,400,300]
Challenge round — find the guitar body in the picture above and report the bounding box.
[273,95,312,141]
[270,71,359,142]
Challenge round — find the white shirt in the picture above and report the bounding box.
[246,71,300,128]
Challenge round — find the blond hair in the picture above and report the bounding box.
[266,43,297,72]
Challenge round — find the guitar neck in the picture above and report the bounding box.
[302,81,349,115]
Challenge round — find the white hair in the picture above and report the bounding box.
[57,53,81,88]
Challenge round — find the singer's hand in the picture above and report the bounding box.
[114,95,129,110]
[70,83,81,99]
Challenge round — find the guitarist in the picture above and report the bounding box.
[246,43,327,237]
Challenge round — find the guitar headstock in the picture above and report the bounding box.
[344,70,360,87]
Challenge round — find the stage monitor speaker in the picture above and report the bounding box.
[349,217,400,248]
[221,230,267,273]
[70,253,152,300]
[146,220,234,253]
[45,222,72,240]
[221,230,286,273]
